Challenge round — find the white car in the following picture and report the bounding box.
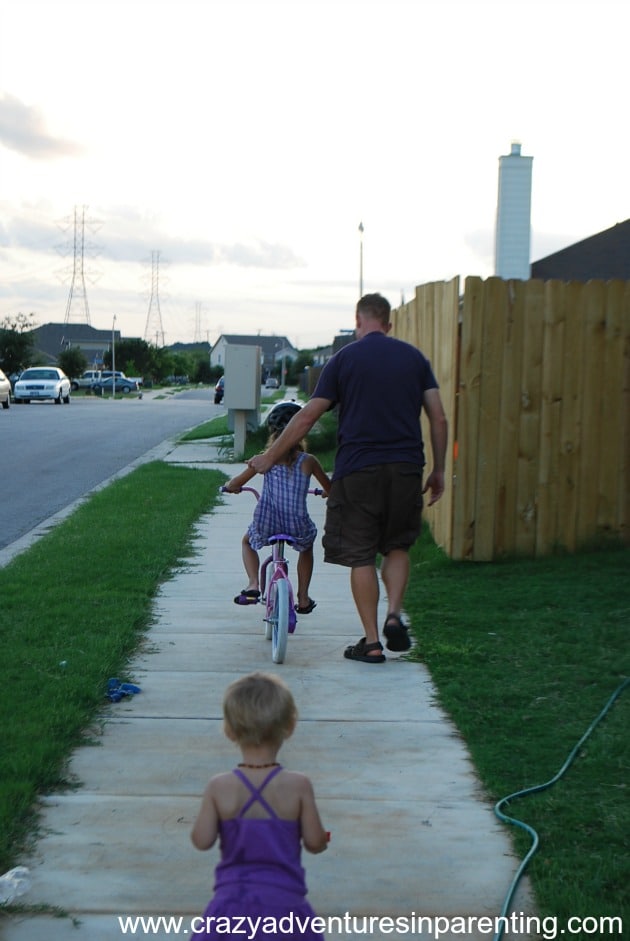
[13,367,72,404]
[0,368,10,409]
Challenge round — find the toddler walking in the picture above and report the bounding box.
[191,672,328,939]
[224,402,330,614]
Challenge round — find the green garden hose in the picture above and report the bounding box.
[492,676,629,941]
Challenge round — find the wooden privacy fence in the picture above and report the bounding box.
[391,276,630,560]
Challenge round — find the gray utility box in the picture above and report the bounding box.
[224,344,261,456]
[224,344,261,411]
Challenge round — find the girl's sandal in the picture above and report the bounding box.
[234,589,261,605]
[295,598,317,614]
[343,638,386,663]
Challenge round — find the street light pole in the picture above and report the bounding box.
[358,221,364,298]
[112,316,116,399]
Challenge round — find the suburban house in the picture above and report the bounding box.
[531,218,630,281]
[210,334,298,377]
[31,323,120,366]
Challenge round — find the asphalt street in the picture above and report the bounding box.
[0,388,220,552]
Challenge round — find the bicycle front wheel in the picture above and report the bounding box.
[270,577,290,663]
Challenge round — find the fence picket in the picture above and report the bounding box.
[392,275,629,558]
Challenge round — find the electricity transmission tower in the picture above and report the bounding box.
[194,302,202,342]
[144,250,165,346]
[58,205,100,325]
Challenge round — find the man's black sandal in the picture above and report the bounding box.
[383,614,411,652]
[344,638,386,663]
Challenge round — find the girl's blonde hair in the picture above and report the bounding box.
[266,429,305,467]
[223,672,297,747]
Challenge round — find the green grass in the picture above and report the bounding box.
[180,403,339,473]
[235,407,338,471]
[405,530,630,924]
[0,462,226,872]
[180,414,230,441]
[1,449,628,927]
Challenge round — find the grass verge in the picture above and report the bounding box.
[405,529,629,925]
[0,462,226,873]
[179,405,339,473]
[2,451,626,927]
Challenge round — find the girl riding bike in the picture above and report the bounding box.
[224,402,330,615]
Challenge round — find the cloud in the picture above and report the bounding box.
[0,92,83,159]
[221,241,304,269]
[0,203,305,277]
[104,233,303,270]
[99,210,304,270]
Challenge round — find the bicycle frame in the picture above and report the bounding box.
[263,532,298,613]
[220,485,323,663]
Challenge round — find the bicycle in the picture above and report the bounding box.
[221,486,323,664]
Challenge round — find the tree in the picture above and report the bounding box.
[0,313,36,375]
[286,350,315,385]
[103,338,157,380]
[193,358,213,384]
[58,347,87,379]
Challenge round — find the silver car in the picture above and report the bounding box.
[13,367,72,404]
[0,368,10,409]
[91,376,139,394]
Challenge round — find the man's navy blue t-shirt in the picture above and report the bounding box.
[311,331,438,481]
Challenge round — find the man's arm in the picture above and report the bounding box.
[422,387,448,506]
[248,397,332,474]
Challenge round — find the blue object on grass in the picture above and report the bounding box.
[106,678,142,702]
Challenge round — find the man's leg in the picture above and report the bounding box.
[323,471,386,661]
[380,548,410,616]
[350,564,382,651]
[380,548,412,651]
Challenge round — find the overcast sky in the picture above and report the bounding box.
[1,0,628,349]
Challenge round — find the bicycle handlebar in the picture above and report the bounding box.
[221,486,325,499]
[220,485,261,499]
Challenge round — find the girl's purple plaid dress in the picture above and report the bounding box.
[247,453,317,552]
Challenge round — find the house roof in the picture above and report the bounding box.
[212,334,298,359]
[33,323,119,364]
[531,219,630,281]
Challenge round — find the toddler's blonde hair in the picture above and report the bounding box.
[223,672,297,747]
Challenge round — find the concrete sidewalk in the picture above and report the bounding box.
[2,444,535,941]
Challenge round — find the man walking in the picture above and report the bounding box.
[248,293,447,663]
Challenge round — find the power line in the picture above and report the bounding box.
[57,205,101,325]
[144,250,165,345]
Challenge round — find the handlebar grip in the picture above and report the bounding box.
[220,485,260,499]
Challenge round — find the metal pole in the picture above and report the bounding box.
[112,316,116,398]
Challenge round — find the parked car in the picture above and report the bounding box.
[265,377,279,389]
[71,369,130,391]
[13,367,71,404]
[0,368,11,409]
[91,376,139,395]
[214,376,225,404]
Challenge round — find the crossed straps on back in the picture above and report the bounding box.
[233,766,283,819]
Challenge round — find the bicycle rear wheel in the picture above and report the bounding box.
[270,577,290,663]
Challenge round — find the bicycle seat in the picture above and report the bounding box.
[268,534,297,546]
